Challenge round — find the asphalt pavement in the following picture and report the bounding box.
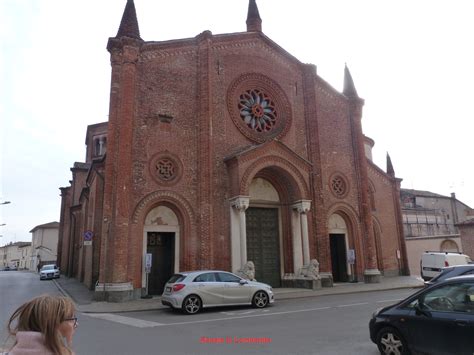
[54,275,424,314]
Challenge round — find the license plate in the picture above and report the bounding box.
[48,273,53,276]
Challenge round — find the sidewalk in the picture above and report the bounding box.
[54,275,424,314]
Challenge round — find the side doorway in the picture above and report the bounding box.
[330,234,348,282]
[146,232,174,295]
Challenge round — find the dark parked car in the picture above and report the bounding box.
[369,275,474,355]
[424,264,474,286]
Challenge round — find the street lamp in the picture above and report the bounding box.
[0,201,11,205]
[0,224,5,227]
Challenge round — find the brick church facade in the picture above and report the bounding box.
[57,0,408,301]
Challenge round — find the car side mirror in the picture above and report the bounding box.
[239,279,248,285]
[414,301,431,317]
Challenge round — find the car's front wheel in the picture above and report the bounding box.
[252,291,269,308]
[182,295,202,315]
[376,327,409,355]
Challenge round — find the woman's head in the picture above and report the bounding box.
[8,295,76,354]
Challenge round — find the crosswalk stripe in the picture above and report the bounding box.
[85,313,164,328]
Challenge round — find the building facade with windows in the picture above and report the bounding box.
[58,0,408,301]
[29,222,60,271]
[0,242,31,269]
[400,189,474,276]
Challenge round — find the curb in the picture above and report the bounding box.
[52,279,79,308]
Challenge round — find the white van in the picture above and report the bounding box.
[420,251,472,281]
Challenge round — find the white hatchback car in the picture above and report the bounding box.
[39,264,60,280]
[161,270,274,314]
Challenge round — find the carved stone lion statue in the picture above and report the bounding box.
[300,259,321,280]
[237,261,256,281]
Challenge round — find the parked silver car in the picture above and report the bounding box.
[161,270,274,314]
[39,264,60,280]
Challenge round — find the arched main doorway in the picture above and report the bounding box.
[246,177,282,287]
[142,206,180,295]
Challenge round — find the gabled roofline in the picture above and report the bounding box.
[29,222,59,233]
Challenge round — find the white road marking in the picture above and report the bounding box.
[376,299,402,303]
[160,306,332,326]
[83,297,402,328]
[85,313,165,328]
[336,302,368,308]
[220,310,257,316]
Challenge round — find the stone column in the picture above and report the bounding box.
[296,201,312,266]
[229,196,250,272]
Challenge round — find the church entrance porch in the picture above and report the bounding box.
[146,232,174,295]
[246,207,281,287]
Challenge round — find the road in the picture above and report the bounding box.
[0,271,419,355]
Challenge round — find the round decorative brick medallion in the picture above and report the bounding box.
[227,73,291,143]
[149,152,183,185]
[156,158,175,181]
[329,173,349,199]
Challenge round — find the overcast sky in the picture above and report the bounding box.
[1,0,473,246]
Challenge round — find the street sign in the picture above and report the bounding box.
[347,249,355,264]
[145,253,152,273]
[83,230,93,246]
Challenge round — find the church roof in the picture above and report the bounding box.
[400,189,447,198]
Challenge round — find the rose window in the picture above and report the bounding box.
[238,89,277,132]
[156,158,175,181]
[331,176,347,197]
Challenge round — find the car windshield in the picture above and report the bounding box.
[42,265,55,271]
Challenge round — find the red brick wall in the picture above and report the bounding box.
[63,31,405,290]
[368,164,406,275]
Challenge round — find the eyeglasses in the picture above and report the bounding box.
[64,317,78,328]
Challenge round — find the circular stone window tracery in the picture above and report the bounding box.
[149,152,183,186]
[329,173,349,199]
[227,73,291,143]
[239,89,277,132]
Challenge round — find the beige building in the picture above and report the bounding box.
[401,189,474,276]
[30,222,60,271]
[0,242,31,269]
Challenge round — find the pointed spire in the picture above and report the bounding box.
[246,0,262,32]
[343,63,359,98]
[116,0,141,40]
[386,152,395,177]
